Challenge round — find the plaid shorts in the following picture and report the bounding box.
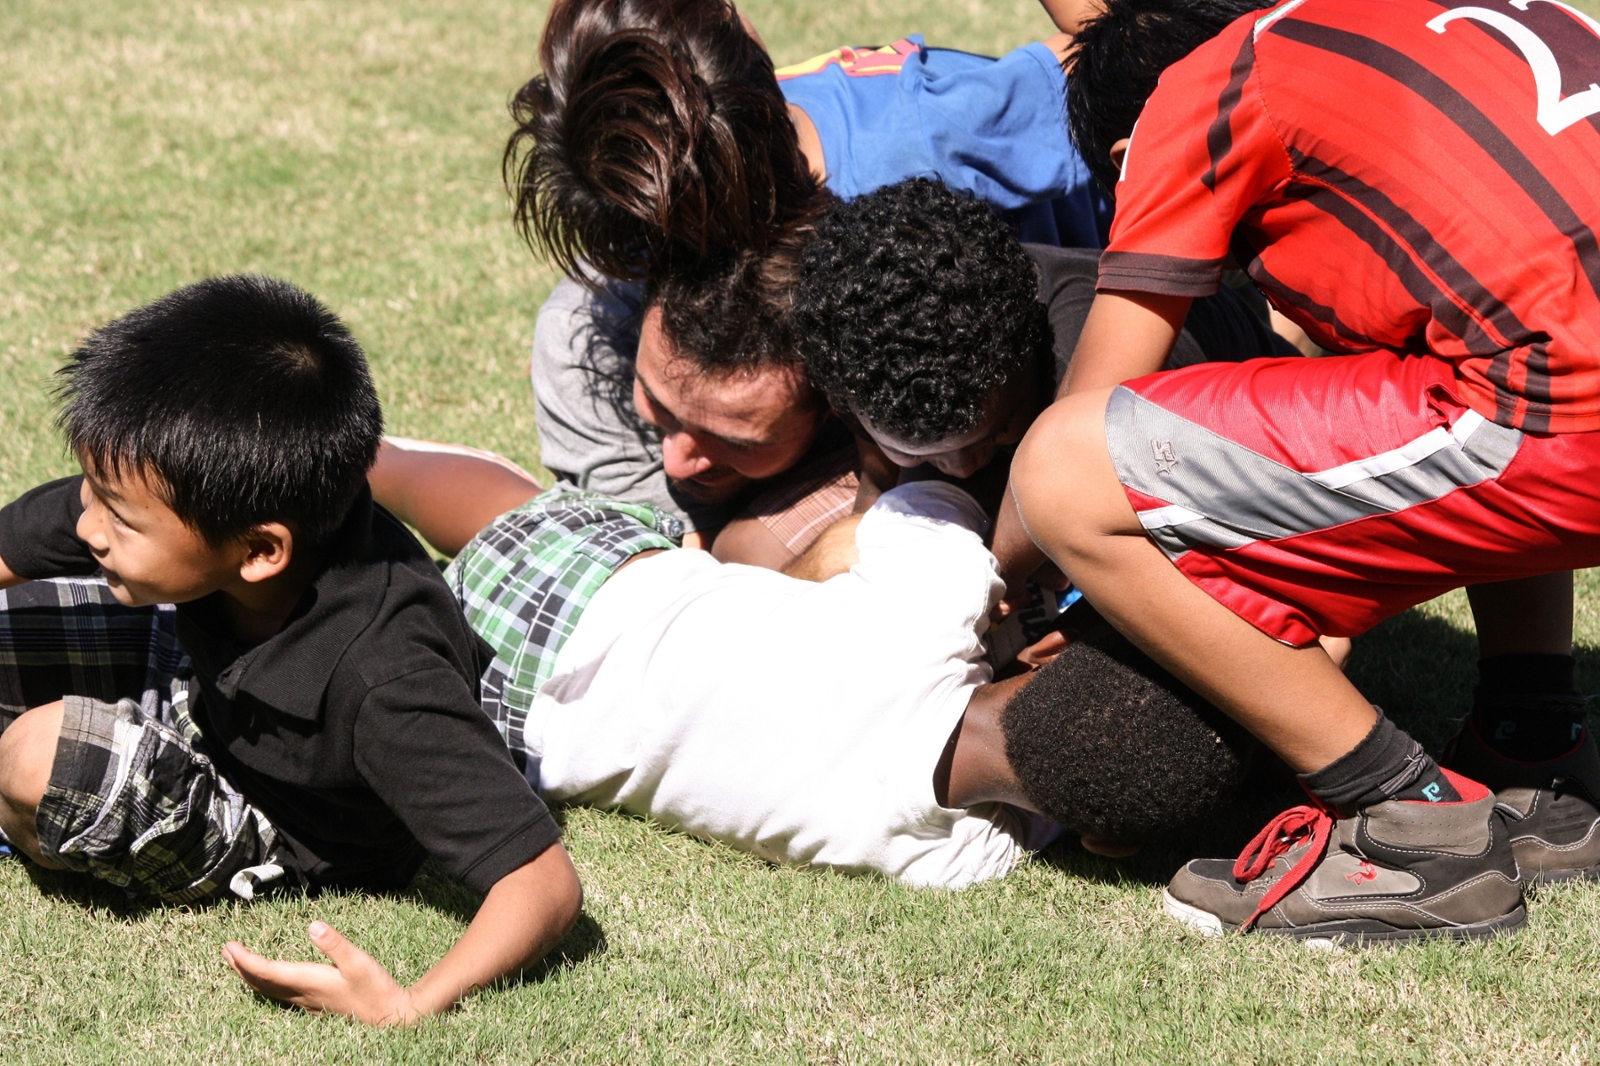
[0,577,281,904]
[446,486,680,781]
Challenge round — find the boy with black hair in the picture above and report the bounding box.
[1008,0,1600,941]
[0,276,580,1024]
[369,444,1256,885]
[793,178,1293,484]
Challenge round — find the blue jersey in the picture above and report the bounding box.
[776,36,1112,248]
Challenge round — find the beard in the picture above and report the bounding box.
[667,467,752,503]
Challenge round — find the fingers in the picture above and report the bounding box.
[308,921,388,985]
[1016,629,1071,669]
[222,941,340,1011]
[224,927,412,1026]
[307,920,356,966]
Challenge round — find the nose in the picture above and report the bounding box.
[660,430,715,480]
[75,497,109,555]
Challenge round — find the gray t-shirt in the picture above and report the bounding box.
[531,276,731,533]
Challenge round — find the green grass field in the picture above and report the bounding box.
[5,1,1600,1062]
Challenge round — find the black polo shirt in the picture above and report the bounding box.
[0,477,559,895]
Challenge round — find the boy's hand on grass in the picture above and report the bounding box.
[223,921,419,1027]
[221,846,583,1028]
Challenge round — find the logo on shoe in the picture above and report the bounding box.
[1344,862,1379,885]
[1421,782,1445,802]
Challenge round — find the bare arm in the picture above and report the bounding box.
[711,515,797,570]
[1058,291,1192,398]
[991,483,1064,609]
[0,554,20,591]
[223,842,582,1026]
[852,434,898,514]
[994,291,1188,596]
[782,513,864,582]
[369,440,544,557]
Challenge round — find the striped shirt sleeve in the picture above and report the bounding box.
[1099,17,1294,297]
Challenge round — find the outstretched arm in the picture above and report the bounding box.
[369,439,544,557]
[223,842,582,1026]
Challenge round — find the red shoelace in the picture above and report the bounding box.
[1231,803,1336,932]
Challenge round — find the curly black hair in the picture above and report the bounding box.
[791,179,1052,448]
[642,215,817,385]
[1067,0,1273,195]
[1001,616,1255,840]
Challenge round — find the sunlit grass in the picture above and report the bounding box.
[3,1,1599,1062]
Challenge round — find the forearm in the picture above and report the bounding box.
[992,484,1048,597]
[405,843,582,1018]
[0,554,21,590]
[369,440,543,557]
[1058,291,1191,398]
[853,435,899,514]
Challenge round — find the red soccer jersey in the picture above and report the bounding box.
[1100,0,1600,433]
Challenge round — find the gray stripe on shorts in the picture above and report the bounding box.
[1106,386,1524,559]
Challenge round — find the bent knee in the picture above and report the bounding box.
[1012,388,1137,544]
[0,701,64,813]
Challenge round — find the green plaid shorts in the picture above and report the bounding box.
[445,486,680,784]
[0,577,281,905]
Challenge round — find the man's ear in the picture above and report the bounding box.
[236,523,295,585]
[1109,137,1132,177]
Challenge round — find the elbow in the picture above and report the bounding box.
[545,842,584,941]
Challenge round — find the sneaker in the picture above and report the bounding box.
[1162,769,1525,944]
[1442,716,1600,883]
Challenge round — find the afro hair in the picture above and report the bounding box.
[1001,615,1255,839]
[792,178,1052,447]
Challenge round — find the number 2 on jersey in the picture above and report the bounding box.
[1429,0,1600,135]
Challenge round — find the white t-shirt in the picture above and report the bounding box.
[528,482,1033,889]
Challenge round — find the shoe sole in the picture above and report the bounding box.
[1522,861,1600,884]
[1161,889,1528,946]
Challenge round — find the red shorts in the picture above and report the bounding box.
[1106,350,1600,646]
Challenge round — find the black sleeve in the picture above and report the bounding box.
[0,476,98,580]
[1025,244,1101,389]
[353,668,561,895]
[1025,244,1291,381]
[1168,280,1283,369]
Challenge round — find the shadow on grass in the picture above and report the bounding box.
[25,861,172,917]
[1036,604,1600,887]
[24,808,609,984]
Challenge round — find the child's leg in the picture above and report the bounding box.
[370,438,544,557]
[0,701,62,864]
[1012,387,1378,773]
[1010,349,1600,939]
[1471,572,1573,659]
[0,578,281,901]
